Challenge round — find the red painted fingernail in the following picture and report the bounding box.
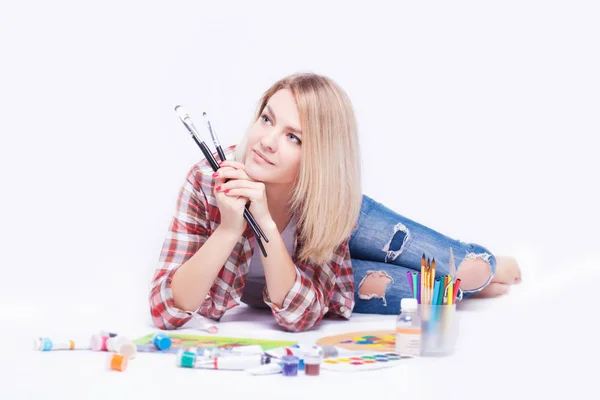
[212,172,218,177]
[218,161,224,165]
[224,189,230,194]
[216,186,221,192]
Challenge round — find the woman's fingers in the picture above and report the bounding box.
[221,187,263,201]
[219,160,246,170]
[213,166,251,181]
[218,180,265,201]
[219,179,264,191]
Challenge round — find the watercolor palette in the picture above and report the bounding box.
[316,330,396,352]
[321,352,406,372]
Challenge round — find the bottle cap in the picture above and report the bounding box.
[153,333,172,351]
[176,349,197,368]
[109,353,128,372]
[303,345,324,364]
[401,298,418,312]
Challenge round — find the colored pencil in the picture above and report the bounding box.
[443,276,449,304]
[420,254,426,304]
[453,279,462,303]
[437,278,444,305]
[447,280,454,305]
[412,273,418,300]
[432,278,440,306]
[406,271,414,298]
[416,273,421,304]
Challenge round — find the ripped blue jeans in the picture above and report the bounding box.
[349,195,496,315]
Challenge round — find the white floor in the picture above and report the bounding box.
[3,266,596,400]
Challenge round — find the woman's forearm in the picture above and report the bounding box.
[171,226,241,312]
[260,220,298,307]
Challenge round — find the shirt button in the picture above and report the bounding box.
[340,306,346,312]
[323,307,329,313]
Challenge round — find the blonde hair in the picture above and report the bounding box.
[234,72,362,264]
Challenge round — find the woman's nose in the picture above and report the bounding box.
[260,130,279,151]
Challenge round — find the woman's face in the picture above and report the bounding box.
[244,89,303,186]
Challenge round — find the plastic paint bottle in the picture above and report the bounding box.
[395,298,421,357]
[106,336,137,359]
[281,355,299,377]
[304,346,324,376]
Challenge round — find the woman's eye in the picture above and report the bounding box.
[289,133,302,144]
[261,114,271,125]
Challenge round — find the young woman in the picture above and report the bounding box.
[149,73,521,332]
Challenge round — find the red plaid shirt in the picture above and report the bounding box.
[149,145,355,332]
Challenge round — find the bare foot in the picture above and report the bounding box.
[471,256,521,298]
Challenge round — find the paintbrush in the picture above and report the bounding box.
[174,105,268,257]
[201,111,270,246]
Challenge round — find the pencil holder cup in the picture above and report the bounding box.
[418,304,459,356]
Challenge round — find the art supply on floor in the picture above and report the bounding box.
[134,333,296,355]
[320,346,339,358]
[321,352,405,372]
[226,345,264,356]
[90,334,109,351]
[108,353,128,372]
[34,337,91,351]
[304,346,324,376]
[281,355,299,377]
[107,336,127,352]
[315,345,370,359]
[396,298,421,357]
[316,330,397,353]
[120,341,138,359]
[153,333,172,351]
[420,303,459,356]
[106,336,137,359]
[265,345,302,359]
[176,349,271,371]
[193,344,263,360]
[409,251,462,305]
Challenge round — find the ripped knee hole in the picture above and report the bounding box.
[358,271,393,305]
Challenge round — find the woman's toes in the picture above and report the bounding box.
[471,282,510,298]
[494,256,522,285]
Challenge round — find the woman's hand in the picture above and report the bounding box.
[213,165,249,236]
[214,160,273,227]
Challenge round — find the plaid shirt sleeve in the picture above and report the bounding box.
[263,238,355,332]
[149,165,214,330]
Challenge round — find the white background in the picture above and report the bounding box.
[1,1,598,399]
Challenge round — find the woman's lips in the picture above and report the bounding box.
[253,150,274,165]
